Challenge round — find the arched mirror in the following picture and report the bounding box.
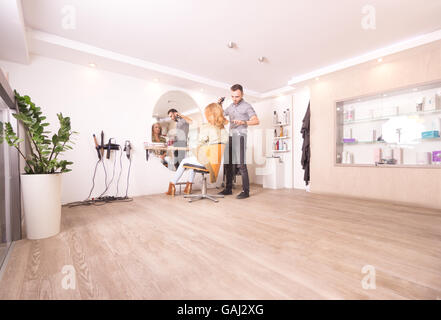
[150,90,203,171]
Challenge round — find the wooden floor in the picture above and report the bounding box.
[1,186,440,299]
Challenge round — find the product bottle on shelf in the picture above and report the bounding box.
[348,106,354,121]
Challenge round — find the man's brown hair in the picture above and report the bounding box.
[230,84,243,93]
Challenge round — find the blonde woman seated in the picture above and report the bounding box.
[151,122,169,167]
[165,103,228,196]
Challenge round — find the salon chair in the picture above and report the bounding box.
[183,143,225,203]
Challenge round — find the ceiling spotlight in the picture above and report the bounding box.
[227,41,236,48]
[88,63,96,68]
[377,58,383,62]
[258,56,266,63]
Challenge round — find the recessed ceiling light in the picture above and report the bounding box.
[88,63,96,68]
[258,56,266,63]
[227,41,235,48]
[377,58,383,62]
[383,94,387,97]
[315,77,319,81]
[153,78,159,83]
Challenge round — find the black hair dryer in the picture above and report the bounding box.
[124,141,132,159]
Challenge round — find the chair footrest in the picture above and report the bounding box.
[183,163,209,173]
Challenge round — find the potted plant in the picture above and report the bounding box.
[0,91,76,239]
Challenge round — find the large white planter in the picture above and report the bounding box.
[21,173,62,240]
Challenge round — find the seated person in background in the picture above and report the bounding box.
[151,122,169,167]
[168,108,192,169]
[165,103,228,196]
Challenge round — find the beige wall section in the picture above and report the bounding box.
[309,40,441,210]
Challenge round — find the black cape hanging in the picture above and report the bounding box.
[300,102,311,186]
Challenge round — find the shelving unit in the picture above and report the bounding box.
[272,118,291,154]
[340,137,441,145]
[335,80,441,167]
[341,109,441,125]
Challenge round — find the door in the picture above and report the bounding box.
[0,106,11,268]
[0,100,21,269]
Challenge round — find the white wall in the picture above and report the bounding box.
[0,55,219,204]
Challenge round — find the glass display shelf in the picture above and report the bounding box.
[335,80,441,167]
[340,109,441,125]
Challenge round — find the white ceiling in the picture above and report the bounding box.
[3,0,441,97]
[0,0,29,64]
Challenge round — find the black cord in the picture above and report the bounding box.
[86,159,101,200]
[116,146,124,197]
[66,141,133,208]
[99,147,119,198]
[101,159,108,192]
[67,196,133,208]
[125,155,132,198]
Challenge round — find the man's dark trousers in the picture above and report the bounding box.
[224,133,249,193]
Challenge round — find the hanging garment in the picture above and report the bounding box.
[300,102,311,185]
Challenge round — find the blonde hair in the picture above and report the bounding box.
[151,122,162,141]
[204,103,227,129]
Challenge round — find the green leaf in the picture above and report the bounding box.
[10,91,75,173]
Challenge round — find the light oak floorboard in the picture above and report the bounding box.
[1,186,440,299]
